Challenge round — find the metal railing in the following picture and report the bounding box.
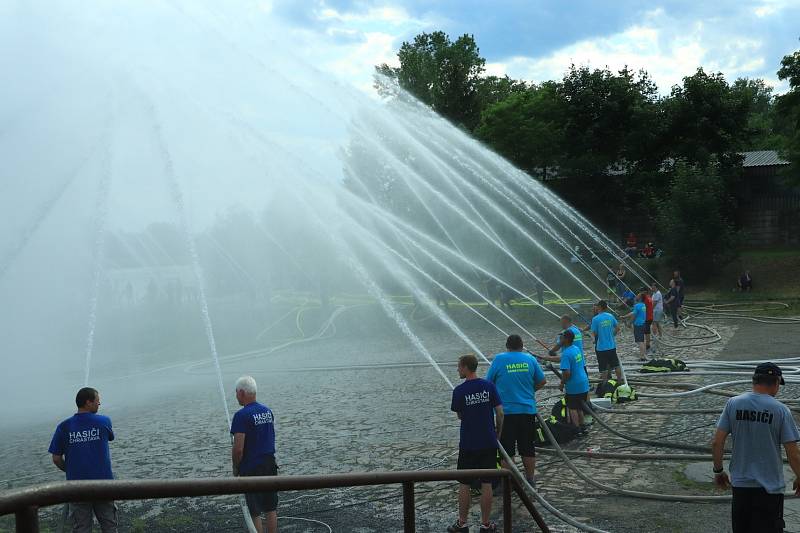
[0,469,549,532]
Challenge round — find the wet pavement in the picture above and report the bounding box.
[2,305,800,532]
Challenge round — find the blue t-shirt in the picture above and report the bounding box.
[486,351,546,415]
[451,378,502,450]
[632,302,646,326]
[717,392,800,494]
[230,402,276,475]
[590,312,618,351]
[48,413,114,480]
[559,325,585,362]
[622,289,635,302]
[560,344,590,394]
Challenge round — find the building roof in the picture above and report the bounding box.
[741,150,790,168]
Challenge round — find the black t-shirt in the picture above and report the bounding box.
[667,287,679,306]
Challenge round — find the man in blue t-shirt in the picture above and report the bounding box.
[712,363,800,533]
[541,315,588,374]
[49,387,117,532]
[231,375,277,533]
[621,293,648,361]
[589,300,622,382]
[486,334,546,485]
[558,330,591,428]
[447,354,504,533]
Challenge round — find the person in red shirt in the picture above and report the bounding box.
[643,288,654,355]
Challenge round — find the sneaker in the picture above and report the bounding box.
[447,519,469,533]
[479,523,498,532]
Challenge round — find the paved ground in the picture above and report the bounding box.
[3,307,800,532]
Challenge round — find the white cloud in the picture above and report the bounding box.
[486,10,776,93]
[753,0,793,18]
[279,2,433,93]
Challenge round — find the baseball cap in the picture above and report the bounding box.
[754,362,785,385]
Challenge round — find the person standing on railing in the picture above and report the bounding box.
[712,363,800,533]
[231,375,277,533]
[447,354,504,533]
[48,387,118,533]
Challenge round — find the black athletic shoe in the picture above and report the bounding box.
[447,519,469,532]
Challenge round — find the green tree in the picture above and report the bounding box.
[776,48,800,180]
[655,162,738,282]
[558,65,663,176]
[475,81,565,176]
[376,31,487,130]
[661,68,753,164]
[732,78,783,150]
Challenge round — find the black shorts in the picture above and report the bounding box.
[633,325,645,343]
[565,392,588,410]
[456,448,497,485]
[596,349,620,372]
[241,455,278,515]
[732,486,784,533]
[644,320,652,334]
[499,414,536,458]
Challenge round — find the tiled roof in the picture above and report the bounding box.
[741,150,790,168]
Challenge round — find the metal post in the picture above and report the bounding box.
[503,476,512,533]
[402,481,415,532]
[15,506,39,533]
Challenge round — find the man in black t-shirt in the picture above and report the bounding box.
[448,354,504,533]
[664,279,680,328]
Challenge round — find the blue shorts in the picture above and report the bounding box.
[633,325,645,343]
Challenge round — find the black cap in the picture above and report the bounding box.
[754,362,785,385]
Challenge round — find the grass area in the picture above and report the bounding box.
[687,247,800,302]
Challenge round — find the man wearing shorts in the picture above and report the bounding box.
[590,300,622,381]
[558,330,590,428]
[622,293,647,361]
[49,387,118,533]
[231,376,278,533]
[448,354,504,533]
[486,334,546,485]
[541,315,588,380]
[650,283,664,341]
[642,288,654,354]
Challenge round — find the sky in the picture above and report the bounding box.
[261,0,800,95]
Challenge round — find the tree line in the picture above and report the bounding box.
[376,31,800,279]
